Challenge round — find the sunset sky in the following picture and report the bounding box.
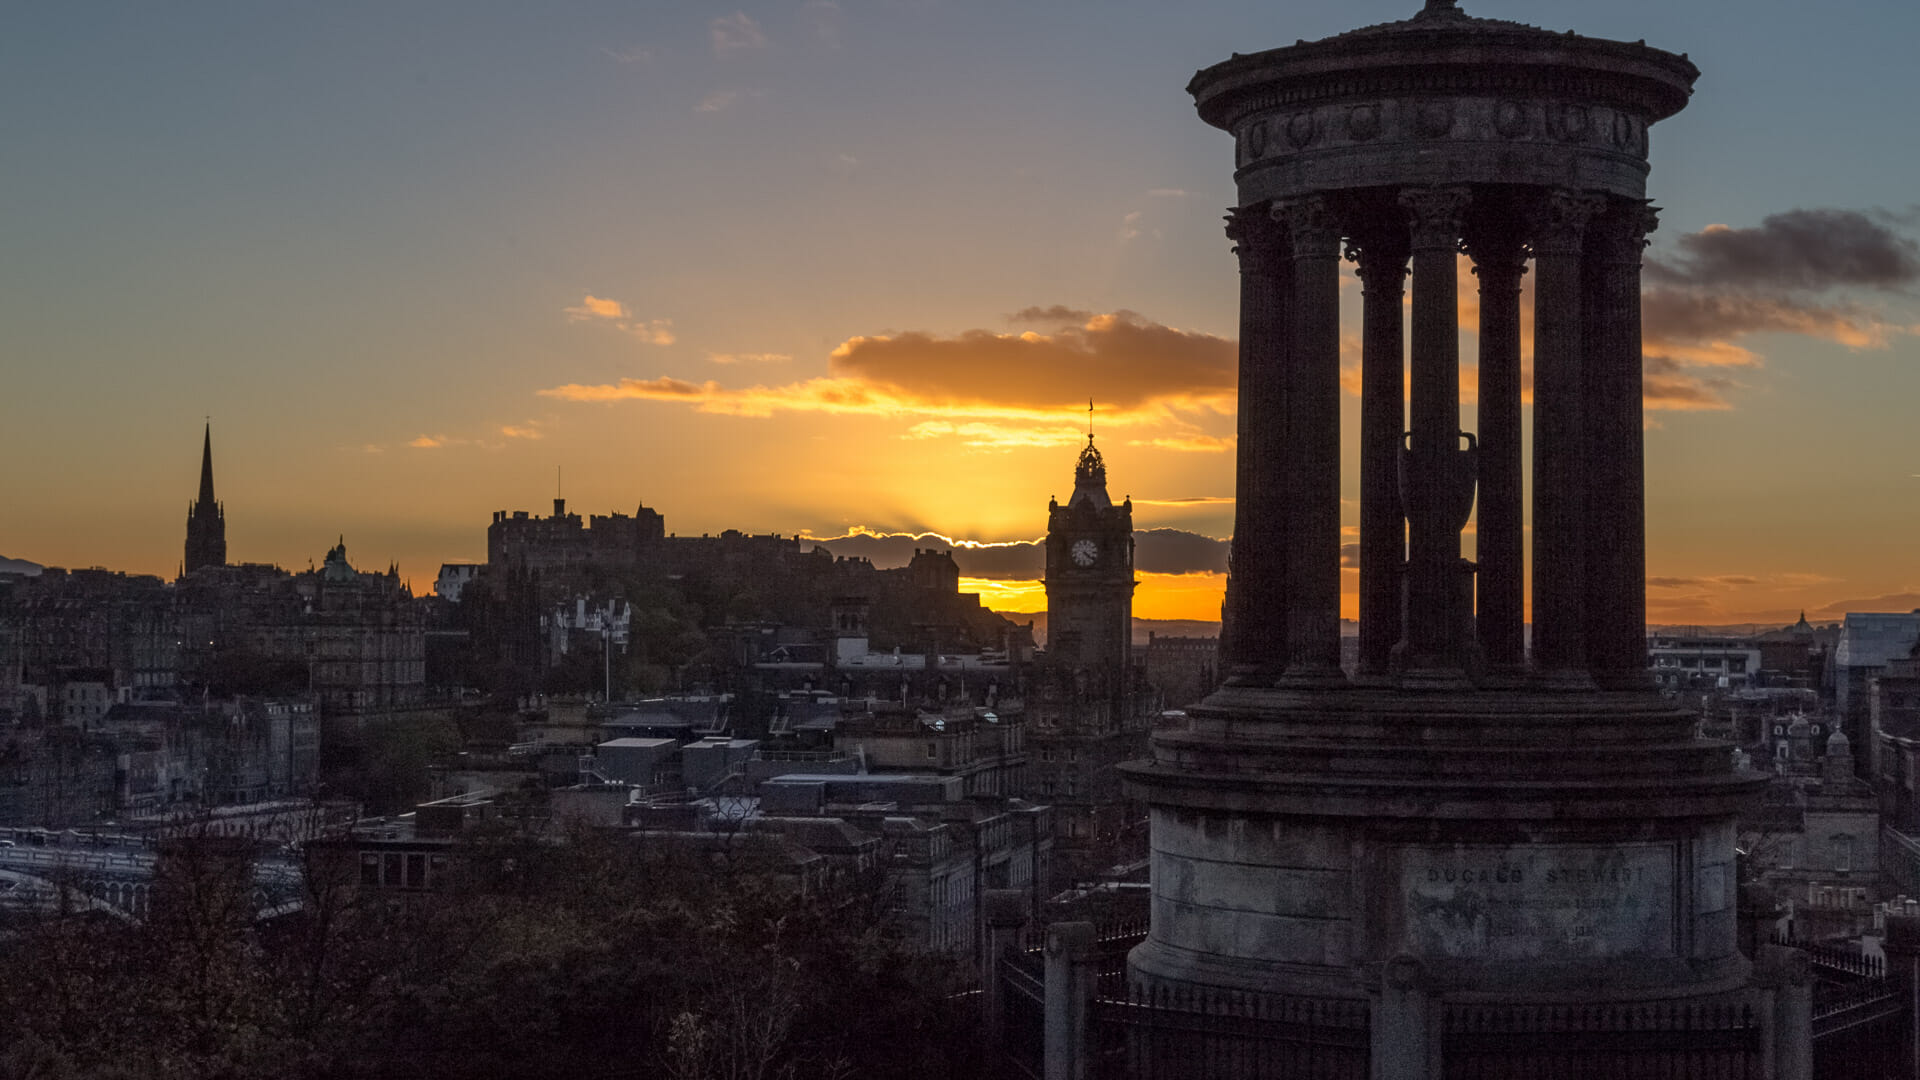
[3,0,1917,628]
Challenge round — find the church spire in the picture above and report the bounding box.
[183,422,228,576]
[197,422,217,507]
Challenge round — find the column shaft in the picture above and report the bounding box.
[1528,190,1604,685]
[1583,201,1659,688]
[1221,205,1292,681]
[1397,187,1473,680]
[1466,226,1528,674]
[1278,197,1345,682]
[1347,228,1410,680]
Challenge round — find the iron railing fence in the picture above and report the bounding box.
[1001,951,1045,1080]
[1091,984,1370,1080]
[1811,978,1907,1080]
[1441,1001,1764,1080]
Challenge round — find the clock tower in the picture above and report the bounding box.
[1044,435,1136,695]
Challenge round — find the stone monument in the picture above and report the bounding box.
[1122,0,1767,1039]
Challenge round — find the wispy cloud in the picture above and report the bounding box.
[695,89,757,114]
[602,45,652,65]
[903,421,1087,450]
[707,352,791,365]
[409,435,450,449]
[1008,305,1093,325]
[710,12,768,57]
[801,0,842,46]
[563,294,675,345]
[1128,434,1235,453]
[1130,496,1235,507]
[1148,188,1189,198]
[565,295,628,321]
[500,422,544,440]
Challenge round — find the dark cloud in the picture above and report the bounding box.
[1641,290,1887,355]
[829,310,1234,416]
[1135,529,1229,575]
[1007,305,1095,325]
[1812,592,1920,616]
[1647,577,1704,588]
[1646,209,1920,292]
[805,527,1229,580]
[1641,354,1737,411]
[545,309,1234,421]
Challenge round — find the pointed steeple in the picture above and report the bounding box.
[183,422,228,576]
[197,422,216,507]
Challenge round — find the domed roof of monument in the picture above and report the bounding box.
[1327,0,1551,42]
[1068,436,1113,511]
[1188,0,1698,130]
[1827,728,1852,756]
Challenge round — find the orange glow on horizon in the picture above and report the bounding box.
[961,571,1234,623]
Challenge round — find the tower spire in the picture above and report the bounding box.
[183,421,228,575]
[198,421,216,506]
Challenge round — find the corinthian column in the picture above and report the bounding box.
[1396,186,1474,685]
[1463,220,1528,677]
[1345,221,1410,682]
[1583,200,1659,689]
[1221,203,1292,683]
[1276,196,1346,684]
[1528,189,1605,687]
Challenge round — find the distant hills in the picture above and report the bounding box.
[1007,612,1219,648]
[0,556,42,576]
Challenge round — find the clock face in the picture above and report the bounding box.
[1070,539,1098,567]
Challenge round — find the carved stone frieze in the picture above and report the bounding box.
[1235,96,1648,171]
[1347,103,1382,140]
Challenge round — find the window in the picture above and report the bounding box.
[926,741,937,759]
[1041,749,1055,763]
[1834,834,1853,873]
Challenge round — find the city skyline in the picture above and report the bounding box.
[4,0,1918,627]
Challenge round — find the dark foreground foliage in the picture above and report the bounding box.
[0,829,984,1080]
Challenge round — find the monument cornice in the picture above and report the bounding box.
[1190,30,1697,132]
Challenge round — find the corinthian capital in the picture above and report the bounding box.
[1224,201,1288,275]
[1343,224,1410,294]
[1529,189,1606,257]
[1588,200,1661,266]
[1398,186,1471,252]
[1275,196,1342,259]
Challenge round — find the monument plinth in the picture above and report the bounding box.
[1123,2,1765,1013]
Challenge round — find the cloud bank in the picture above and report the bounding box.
[1636,208,1919,409]
[541,309,1235,435]
[803,526,1229,580]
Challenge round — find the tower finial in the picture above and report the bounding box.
[1088,398,1095,444]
